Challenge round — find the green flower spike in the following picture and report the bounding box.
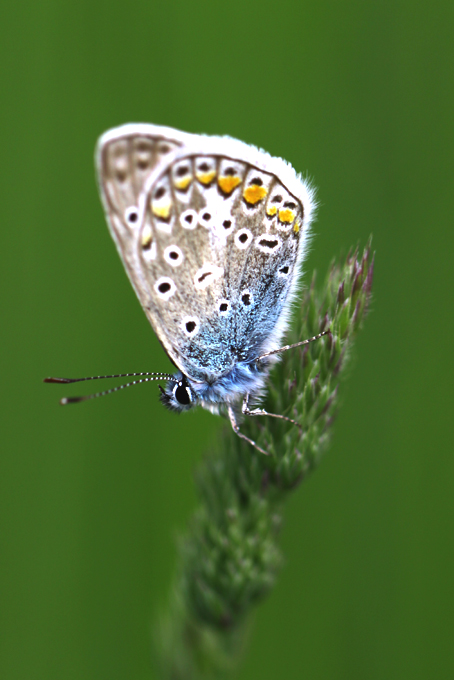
[157,240,374,679]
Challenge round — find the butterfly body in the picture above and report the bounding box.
[162,358,270,414]
[95,124,317,449]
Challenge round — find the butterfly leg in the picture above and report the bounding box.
[228,404,269,456]
[242,394,302,431]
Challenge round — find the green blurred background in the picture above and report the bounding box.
[1,1,453,678]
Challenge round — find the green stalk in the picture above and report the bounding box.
[156,241,374,679]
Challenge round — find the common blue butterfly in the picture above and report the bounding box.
[45,124,328,455]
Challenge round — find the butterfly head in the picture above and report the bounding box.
[159,372,198,412]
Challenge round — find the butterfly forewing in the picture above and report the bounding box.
[96,125,189,344]
[99,131,181,217]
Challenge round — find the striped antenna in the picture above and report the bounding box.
[43,372,174,405]
[44,372,173,384]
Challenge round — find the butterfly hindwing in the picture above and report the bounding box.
[97,126,314,382]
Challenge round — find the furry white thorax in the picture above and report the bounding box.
[189,356,277,414]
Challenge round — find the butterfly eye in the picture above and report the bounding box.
[173,382,191,405]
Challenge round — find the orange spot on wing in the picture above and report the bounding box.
[196,170,216,185]
[278,208,295,223]
[152,203,171,219]
[218,176,241,194]
[174,176,192,190]
[243,185,268,205]
[141,225,153,249]
[266,205,277,216]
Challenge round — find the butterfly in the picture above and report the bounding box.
[45,124,328,455]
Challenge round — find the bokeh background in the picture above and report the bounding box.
[1,1,453,678]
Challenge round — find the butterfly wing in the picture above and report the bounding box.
[97,126,315,382]
[96,123,192,358]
